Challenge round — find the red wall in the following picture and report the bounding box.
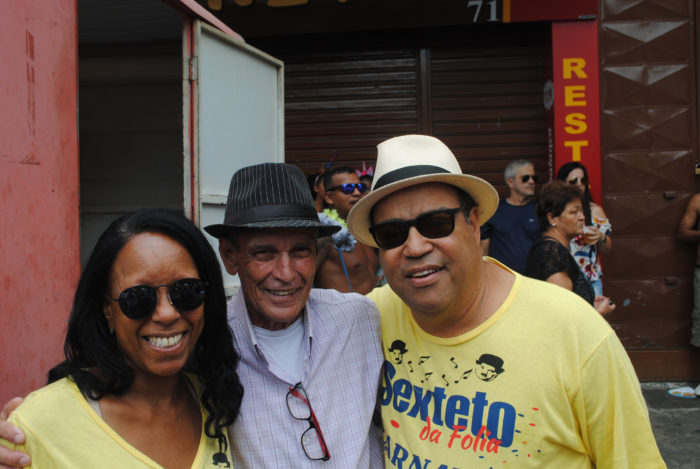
[0,0,79,403]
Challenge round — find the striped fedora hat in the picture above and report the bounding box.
[204,163,340,239]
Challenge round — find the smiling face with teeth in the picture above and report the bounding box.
[373,183,486,335]
[104,232,205,381]
[219,228,317,331]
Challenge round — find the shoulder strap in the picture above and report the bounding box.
[336,246,353,292]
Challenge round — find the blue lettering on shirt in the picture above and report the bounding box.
[382,361,516,447]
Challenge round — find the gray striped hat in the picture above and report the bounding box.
[204,163,340,239]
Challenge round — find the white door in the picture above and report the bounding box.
[188,20,284,294]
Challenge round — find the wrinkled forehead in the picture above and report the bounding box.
[230,227,318,247]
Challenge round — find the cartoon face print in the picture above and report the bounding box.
[388,339,408,364]
[475,353,504,382]
[476,363,499,382]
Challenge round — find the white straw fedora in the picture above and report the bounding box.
[346,134,499,248]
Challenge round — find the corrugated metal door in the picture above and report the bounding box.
[283,46,421,171]
[257,24,548,197]
[428,26,548,197]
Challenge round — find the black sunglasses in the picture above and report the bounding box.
[370,207,466,250]
[567,176,587,185]
[326,183,368,194]
[110,278,207,320]
[520,174,538,183]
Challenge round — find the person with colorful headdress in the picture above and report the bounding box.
[307,154,337,212]
[355,161,375,194]
[316,166,380,294]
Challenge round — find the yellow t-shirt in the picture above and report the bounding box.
[1,377,233,469]
[368,266,666,469]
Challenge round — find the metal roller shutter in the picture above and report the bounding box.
[255,24,548,196]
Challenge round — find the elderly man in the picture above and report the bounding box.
[480,159,540,273]
[346,135,665,468]
[0,163,383,468]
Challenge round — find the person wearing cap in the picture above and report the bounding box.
[346,135,665,468]
[0,163,383,469]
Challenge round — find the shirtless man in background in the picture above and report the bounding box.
[316,167,378,294]
[678,193,700,349]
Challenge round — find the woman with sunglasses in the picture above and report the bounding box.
[557,162,612,296]
[525,182,615,316]
[2,209,243,468]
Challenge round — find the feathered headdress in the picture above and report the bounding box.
[314,153,337,186]
[355,161,374,178]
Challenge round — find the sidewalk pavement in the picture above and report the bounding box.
[642,382,700,469]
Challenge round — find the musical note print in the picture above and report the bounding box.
[407,360,414,373]
[418,355,430,365]
[421,371,433,383]
[453,370,472,383]
[441,374,450,387]
[450,357,459,368]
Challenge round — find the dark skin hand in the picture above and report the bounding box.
[0,397,29,468]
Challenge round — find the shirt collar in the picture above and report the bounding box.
[230,289,315,361]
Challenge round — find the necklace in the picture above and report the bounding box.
[322,208,347,230]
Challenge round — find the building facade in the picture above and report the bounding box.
[1,0,697,407]
[211,0,700,379]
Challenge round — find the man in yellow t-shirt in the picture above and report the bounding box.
[347,134,666,468]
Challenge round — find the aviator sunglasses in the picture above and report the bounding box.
[520,174,538,183]
[325,183,368,194]
[370,206,467,250]
[110,278,207,319]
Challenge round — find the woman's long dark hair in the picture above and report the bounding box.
[557,162,593,225]
[48,209,243,442]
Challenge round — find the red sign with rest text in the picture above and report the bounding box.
[551,20,601,202]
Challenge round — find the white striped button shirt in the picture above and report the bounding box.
[227,288,384,468]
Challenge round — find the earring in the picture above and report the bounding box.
[550,223,556,227]
[108,326,114,334]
